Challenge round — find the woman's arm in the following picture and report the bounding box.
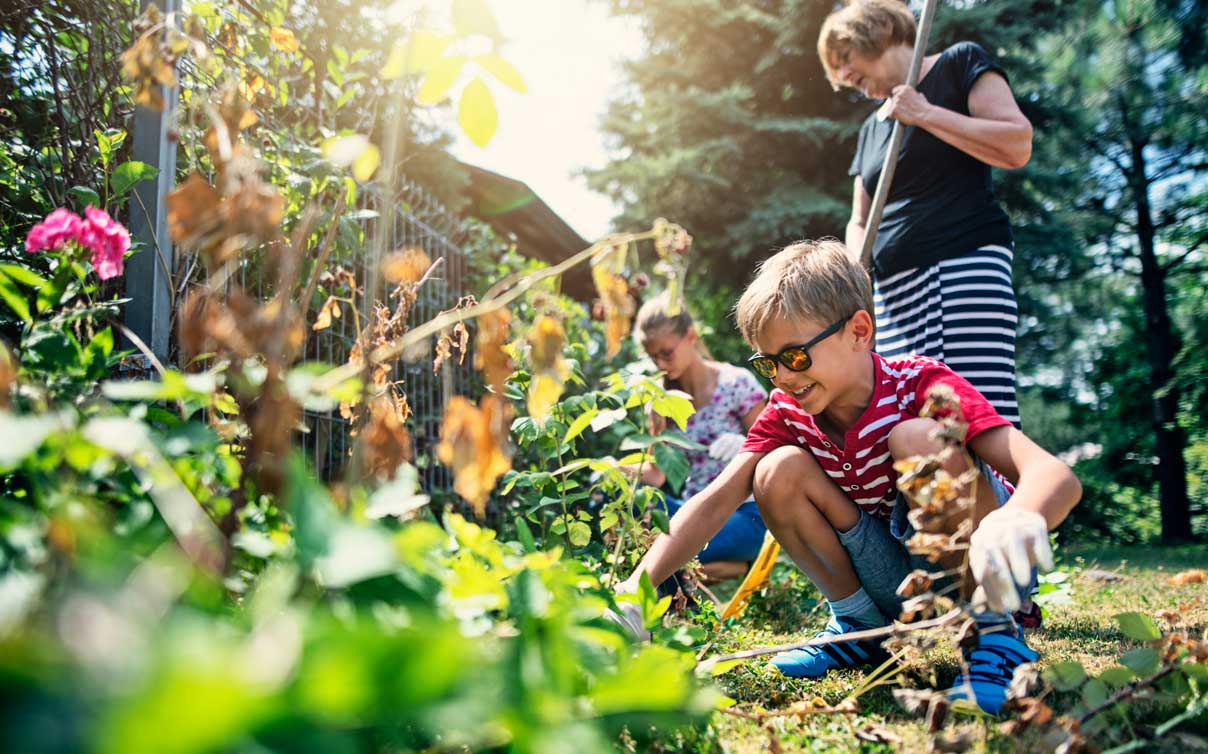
[846,176,871,260]
[619,450,762,591]
[879,72,1033,169]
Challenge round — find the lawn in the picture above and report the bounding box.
[659,543,1208,754]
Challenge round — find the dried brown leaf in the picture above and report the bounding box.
[382,247,431,285]
[436,395,513,516]
[1167,569,1206,586]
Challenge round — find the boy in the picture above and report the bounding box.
[612,239,1080,714]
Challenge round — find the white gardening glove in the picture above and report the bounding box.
[708,432,746,462]
[604,598,651,642]
[968,507,1054,614]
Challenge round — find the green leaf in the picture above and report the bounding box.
[568,520,591,548]
[1081,678,1109,708]
[110,160,159,197]
[452,0,501,40]
[83,326,115,379]
[0,412,63,470]
[0,264,48,289]
[1097,665,1135,687]
[1182,663,1208,683]
[563,407,598,445]
[709,658,747,677]
[68,185,101,209]
[636,571,669,629]
[1120,647,1160,676]
[416,55,466,105]
[1114,612,1162,641]
[651,507,670,535]
[590,645,695,713]
[652,443,690,494]
[351,143,380,182]
[514,515,536,553]
[651,390,696,431]
[0,271,31,323]
[322,134,371,167]
[1044,661,1087,691]
[35,264,73,314]
[381,30,451,78]
[474,52,526,92]
[457,77,498,147]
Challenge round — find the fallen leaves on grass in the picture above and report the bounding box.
[1166,569,1206,586]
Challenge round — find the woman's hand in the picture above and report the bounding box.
[877,85,934,126]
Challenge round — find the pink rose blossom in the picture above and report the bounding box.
[78,206,131,280]
[25,208,82,254]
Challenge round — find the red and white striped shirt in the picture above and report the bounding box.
[740,353,1012,519]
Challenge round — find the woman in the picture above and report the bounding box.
[818,0,1033,428]
[633,292,768,582]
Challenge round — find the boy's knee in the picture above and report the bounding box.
[753,446,816,521]
[887,418,945,460]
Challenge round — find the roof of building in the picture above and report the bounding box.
[459,162,595,301]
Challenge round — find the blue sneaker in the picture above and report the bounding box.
[948,630,1039,714]
[770,616,891,678]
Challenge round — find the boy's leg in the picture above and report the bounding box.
[752,447,895,677]
[887,418,1038,714]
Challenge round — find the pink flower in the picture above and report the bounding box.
[25,208,82,253]
[77,206,131,280]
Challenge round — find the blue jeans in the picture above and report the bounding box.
[664,496,768,563]
[836,456,1035,624]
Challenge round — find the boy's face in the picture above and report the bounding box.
[751,313,872,414]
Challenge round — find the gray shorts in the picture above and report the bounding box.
[836,457,1015,621]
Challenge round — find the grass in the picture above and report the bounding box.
[659,543,1208,754]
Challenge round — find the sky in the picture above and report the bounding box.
[444,1,645,241]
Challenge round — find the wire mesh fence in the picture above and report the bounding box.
[173,175,478,489]
[293,178,476,488]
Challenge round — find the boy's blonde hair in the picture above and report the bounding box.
[734,239,873,347]
[817,0,917,90]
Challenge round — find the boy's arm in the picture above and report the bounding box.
[967,425,1081,527]
[966,425,1082,611]
[619,450,763,592]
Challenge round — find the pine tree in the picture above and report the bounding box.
[1026,0,1206,542]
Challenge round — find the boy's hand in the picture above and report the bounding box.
[968,507,1053,613]
[708,432,745,462]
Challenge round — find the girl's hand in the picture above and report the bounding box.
[877,85,934,126]
[647,408,667,436]
[708,432,746,462]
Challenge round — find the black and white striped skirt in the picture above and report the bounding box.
[872,244,1021,427]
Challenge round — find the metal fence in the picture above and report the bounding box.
[190,176,477,488]
[295,178,476,487]
[123,0,479,490]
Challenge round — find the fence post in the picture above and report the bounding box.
[123,0,178,360]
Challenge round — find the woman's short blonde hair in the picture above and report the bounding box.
[817,0,917,89]
[734,239,873,347]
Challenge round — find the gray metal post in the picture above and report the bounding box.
[124,0,178,360]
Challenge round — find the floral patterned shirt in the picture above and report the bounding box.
[680,364,767,498]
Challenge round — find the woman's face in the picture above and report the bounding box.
[642,327,696,381]
[833,46,905,99]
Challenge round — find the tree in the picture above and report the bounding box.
[585,0,858,283]
[1031,0,1206,542]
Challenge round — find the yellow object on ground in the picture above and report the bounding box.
[720,531,779,620]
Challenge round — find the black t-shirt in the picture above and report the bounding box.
[850,41,1015,277]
